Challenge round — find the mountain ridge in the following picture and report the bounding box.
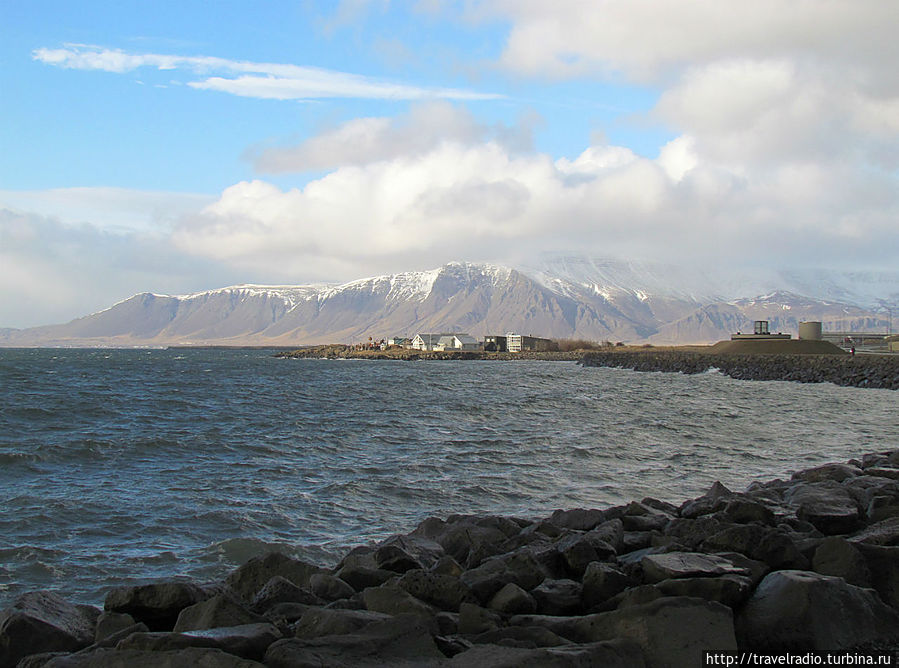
[1,259,895,347]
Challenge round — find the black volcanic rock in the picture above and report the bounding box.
[12,450,899,666]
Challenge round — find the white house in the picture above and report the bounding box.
[411,333,443,350]
[412,333,480,351]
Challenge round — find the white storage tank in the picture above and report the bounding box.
[799,321,823,340]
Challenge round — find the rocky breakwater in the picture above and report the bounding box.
[581,350,899,390]
[7,452,899,666]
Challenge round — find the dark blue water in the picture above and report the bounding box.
[1,348,896,607]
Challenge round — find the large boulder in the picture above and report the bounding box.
[640,552,748,583]
[412,516,517,568]
[736,570,899,651]
[457,602,502,635]
[334,551,396,592]
[225,553,325,602]
[116,623,282,662]
[249,576,323,614]
[308,573,355,602]
[173,593,265,632]
[547,508,608,532]
[554,530,616,577]
[513,596,736,668]
[654,575,754,609]
[530,579,582,617]
[509,587,737,668]
[854,544,899,609]
[93,612,144,644]
[662,517,728,551]
[678,481,733,519]
[720,498,775,525]
[791,463,862,483]
[574,597,737,668]
[0,591,100,667]
[848,516,899,546]
[264,614,445,667]
[581,562,633,610]
[361,584,438,618]
[784,482,861,535]
[460,547,550,604]
[701,525,808,570]
[811,537,871,587]
[293,607,391,639]
[373,535,445,573]
[396,569,475,612]
[487,583,537,615]
[104,581,209,631]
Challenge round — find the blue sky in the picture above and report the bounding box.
[2,3,663,192]
[2,1,898,327]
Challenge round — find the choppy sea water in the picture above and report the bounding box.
[1,348,897,608]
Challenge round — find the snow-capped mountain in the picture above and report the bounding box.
[1,259,894,347]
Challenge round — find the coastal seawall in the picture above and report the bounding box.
[581,350,899,390]
[5,450,899,665]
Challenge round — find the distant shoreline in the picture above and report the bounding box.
[275,344,899,389]
[274,344,585,361]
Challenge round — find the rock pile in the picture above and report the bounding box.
[581,350,899,389]
[5,451,899,666]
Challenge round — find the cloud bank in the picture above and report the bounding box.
[0,207,233,328]
[174,105,898,283]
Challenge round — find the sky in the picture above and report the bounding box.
[2,1,898,328]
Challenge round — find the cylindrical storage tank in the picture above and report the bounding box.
[799,321,823,340]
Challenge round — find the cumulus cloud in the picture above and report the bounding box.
[487,1,899,84]
[250,101,535,172]
[172,130,899,283]
[33,44,502,101]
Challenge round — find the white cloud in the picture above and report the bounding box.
[250,101,533,172]
[172,131,899,282]
[656,136,697,182]
[33,44,501,101]
[487,1,899,85]
[480,2,899,169]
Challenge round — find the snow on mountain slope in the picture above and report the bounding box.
[1,258,893,347]
[773,268,899,309]
[527,255,899,310]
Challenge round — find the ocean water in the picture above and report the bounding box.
[1,347,897,608]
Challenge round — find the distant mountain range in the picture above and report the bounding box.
[2,257,897,347]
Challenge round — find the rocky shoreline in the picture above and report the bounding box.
[6,451,899,666]
[581,350,899,390]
